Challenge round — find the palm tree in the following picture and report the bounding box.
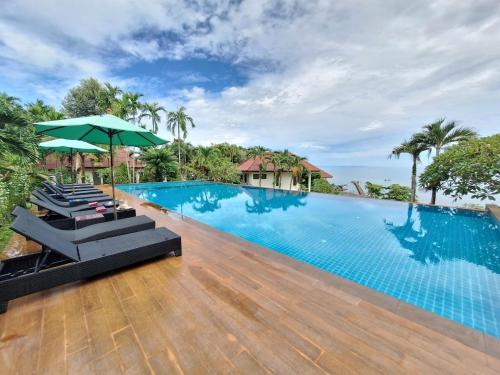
[139,102,166,134]
[139,147,177,182]
[0,93,38,161]
[389,134,428,202]
[289,155,306,190]
[111,91,143,122]
[247,146,269,187]
[100,82,122,112]
[268,152,282,189]
[275,150,294,189]
[421,119,477,204]
[166,106,196,176]
[25,100,64,122]
[191,146,215,176]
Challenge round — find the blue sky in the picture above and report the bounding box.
[1,0,499,169]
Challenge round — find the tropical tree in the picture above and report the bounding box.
[247,146,269,187]
[420,134,499,201]
[139,147,178,182]
[0,93,38,161]
[268,152,282,189]
[191,146,218,176]
[112,91,144,122]
[213,143,244,163]
[25,100,64,122]
[123,92,143,123]
[99,82,122,111]
[275,149,294,189]
[289,155,305,190]
[139,102,166,134]
[166,106,196,175]
[62,78,103,117]
[389,134,429,202]
[420,119,477,204]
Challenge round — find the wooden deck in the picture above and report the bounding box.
[0,186,499,374]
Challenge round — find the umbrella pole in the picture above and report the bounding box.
[109,134,117,220]
[70,149,75,194]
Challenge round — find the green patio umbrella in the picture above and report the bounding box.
[39,139,107,184]
[35,114,167,219]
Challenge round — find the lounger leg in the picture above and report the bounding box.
[174,248,182,257]
[0,301,8,314]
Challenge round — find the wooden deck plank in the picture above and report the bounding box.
[0,186,498,374]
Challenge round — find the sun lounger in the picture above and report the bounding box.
[42,182,109,200]
[33,189,117,208]
[0,219,181,313]
[57,183,93,188]
[44,182,103,195]
[12,207,155,244]
[31,197,136,221]
[45,181,102,193]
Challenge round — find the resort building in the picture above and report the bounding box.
[239,155,332,191]
[43,148,144,183]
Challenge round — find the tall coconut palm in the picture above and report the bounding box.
[421,119,477,204]
[268,152,282,189]
[277,150,294,189]
[247,146,269,187]
[290,155,306,190]
[389,134,428,203]
[139,102,166,134]
[100,82,122,112]
[166,106,196,176]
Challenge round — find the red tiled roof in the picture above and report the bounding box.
[239,156,333,178]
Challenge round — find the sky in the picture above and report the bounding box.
[1,0,499,168]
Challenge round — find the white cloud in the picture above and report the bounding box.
[359,121,384,132]
[1,0,500,166]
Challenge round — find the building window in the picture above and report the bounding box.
[253,173,267,179]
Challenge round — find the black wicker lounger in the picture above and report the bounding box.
[43,182,110,200]
[44,182,102,194]
[31,197,136,221]
[12,207,154,243]
[33,189,116,208]
[54,181,102,191]
[56,186,103,194]
[42,181,102,194]
[0,224,181,313]
[57,183,93,188]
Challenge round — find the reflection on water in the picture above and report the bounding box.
[118,182,500,337]
[385,204,499,274]
[243,187,307,214]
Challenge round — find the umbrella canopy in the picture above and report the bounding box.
[34,114,166,147]
[39,139,107,153]
[34,114,167,219]
[39,139,108,184]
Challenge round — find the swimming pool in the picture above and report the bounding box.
[118,181,500,338]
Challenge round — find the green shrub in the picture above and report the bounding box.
[385,184,412,201]
[97,164,130,184]
[207,160,241,183]
[366,182,384,198]
[365,181,412,201]
[312,179,337,194]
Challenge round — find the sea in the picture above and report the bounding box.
[321,165,497,209]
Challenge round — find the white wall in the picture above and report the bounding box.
[244,172,300,191]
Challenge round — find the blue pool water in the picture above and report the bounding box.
[118,181,500,338]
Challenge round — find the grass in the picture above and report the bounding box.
[0,222,13,255]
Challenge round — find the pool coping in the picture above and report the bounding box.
[116,184,500,359]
